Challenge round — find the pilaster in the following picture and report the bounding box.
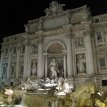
[63,54,67,78]
[16,45,20,79]
[0,50,4,80]
[7,46,12,80]
[62,50,67,78]
[66,36,73,77]
[43,53,48,78]
[84,31,94,75]
[37,37,44,78]
[24,41,30,78]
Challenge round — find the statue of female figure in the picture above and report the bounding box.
[77,55,86,73]
[48,58,59,78]
[30,60,37,75]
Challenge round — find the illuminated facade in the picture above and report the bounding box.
[1,1,107,88]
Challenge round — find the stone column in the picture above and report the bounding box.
[84,31,94,75]
[7,47,12,80]
[63,55,67,78]
[66,36,73,77]
[24,42,30,78]
[37,38,44,78]
[62,50,67,78]
[0,50,4,80]
[16,46,20,79]
[44,53,48,78]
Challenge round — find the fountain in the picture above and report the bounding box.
[17,77,107,107]
[0,76,107,107]
[20,77,74,107]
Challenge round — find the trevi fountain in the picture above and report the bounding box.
[1,1,107,107]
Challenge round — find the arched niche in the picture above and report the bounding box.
[46,40,66,54]
[44,40,67,78]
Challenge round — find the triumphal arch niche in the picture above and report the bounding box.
[45,41,66,78]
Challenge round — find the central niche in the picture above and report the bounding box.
[46,41,65,78]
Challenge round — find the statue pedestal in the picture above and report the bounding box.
[77,73,87,78]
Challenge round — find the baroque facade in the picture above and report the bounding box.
[1,1,107,88]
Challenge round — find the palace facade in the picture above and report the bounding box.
[1,1,107,88]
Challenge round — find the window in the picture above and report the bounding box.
[102,80,107,86]
[21,46,25,54]
[3,67,7,76]
[4,49,8,56]
[11,66,15,75]
[13,47,16,55]
[15,37,17,40]
[2,64,7,79]
[10,63,16,78]
[99,58,106,68]
[96,32,103,42]
[6,38,9,42]
[95,18,100,23]
[10,82,13,86]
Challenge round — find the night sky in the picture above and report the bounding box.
[0,0,107,43]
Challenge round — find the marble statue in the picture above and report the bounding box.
[30,60,37,75]
[76,54,86,73]
[21,78,40,90]
[55,78,73,95]
[56,77,64,91]
[45,1,65,16]
[63,79,74,94]
[48,58,59,78]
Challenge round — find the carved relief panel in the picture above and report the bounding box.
[74,37,84,48]
[30,40,38,55]
[30,44,38,54]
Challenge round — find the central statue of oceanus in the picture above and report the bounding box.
[48,58,59,78]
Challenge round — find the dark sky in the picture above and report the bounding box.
[0,0,107,42]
